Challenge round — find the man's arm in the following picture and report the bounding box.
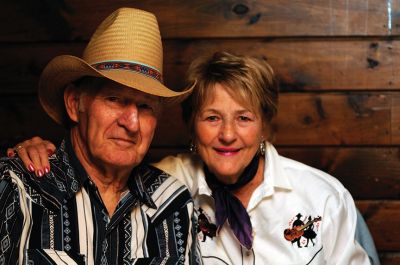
[355,209,380,265]
[187,203,203,265]
[148,197,202,264]
[0,165,25,264]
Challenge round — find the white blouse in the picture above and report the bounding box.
[153,142,370,265]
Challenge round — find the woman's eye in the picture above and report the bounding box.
[239,116,251,121]
[206,116,219,121]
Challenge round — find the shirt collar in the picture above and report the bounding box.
[196,142,292,197]
[192,156,212,196]
[63,133,89,187]
[198,169,212,196]
[263,142,292,191]
[127,165,158,209]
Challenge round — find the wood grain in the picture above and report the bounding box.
[0,39,399,94]
[0,0,399,260]
[357,200,400,252]
[1,92,398,147]
[1,0,398,42]
[153,92,395,146]
[163,39,400,91]
[380,253,400,265]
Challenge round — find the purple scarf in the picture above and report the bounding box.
[204,155,259,249]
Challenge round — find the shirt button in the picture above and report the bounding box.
[246,250,251,256]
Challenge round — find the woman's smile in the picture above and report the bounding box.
[213,147,241,156]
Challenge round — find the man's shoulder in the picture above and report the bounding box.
[0,157,28,200]
[0,157,33,181]
[1,155,77,206]
[0,154,66,182]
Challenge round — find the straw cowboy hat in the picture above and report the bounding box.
[39,7,193,125]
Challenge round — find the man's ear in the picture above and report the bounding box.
[64,84,81,123]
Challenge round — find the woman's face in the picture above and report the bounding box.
[194,83,265,184]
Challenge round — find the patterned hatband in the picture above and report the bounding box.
[92,61,163,83]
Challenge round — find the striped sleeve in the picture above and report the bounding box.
[0,168,24,265]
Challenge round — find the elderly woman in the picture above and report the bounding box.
[9,52,371,264]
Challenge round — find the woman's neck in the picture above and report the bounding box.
[233,158,265,208]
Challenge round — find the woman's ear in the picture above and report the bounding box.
[64,84,81,123]
[263,121,275,143]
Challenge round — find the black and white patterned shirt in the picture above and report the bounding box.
[0,138,201,265]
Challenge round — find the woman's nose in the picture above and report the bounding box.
[117,104,139,132]
[219,121,236,143]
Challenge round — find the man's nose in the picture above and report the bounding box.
[117,104,140,132]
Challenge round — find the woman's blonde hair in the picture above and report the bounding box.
[182,51,279,133]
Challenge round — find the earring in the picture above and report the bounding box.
[189,140,197,153]
[259,141,266,156]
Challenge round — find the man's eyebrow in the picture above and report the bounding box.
[101,88,159,102]
[136,92,160,102]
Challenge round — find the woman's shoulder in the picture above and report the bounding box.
[152,153,204,193]
[276,152,349,195]
[152,153,201,173]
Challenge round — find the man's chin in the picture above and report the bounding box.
[95,149,140,167]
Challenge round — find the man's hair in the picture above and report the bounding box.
[181,51,279,133]
[61,77,105,128]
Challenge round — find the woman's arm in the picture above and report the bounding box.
[323,191,371,264]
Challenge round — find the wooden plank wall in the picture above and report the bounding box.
[0,0,399,263]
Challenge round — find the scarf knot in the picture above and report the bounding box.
[204,155,260,249]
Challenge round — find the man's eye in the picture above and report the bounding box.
[138,103,154,111]
[106,96,120,102]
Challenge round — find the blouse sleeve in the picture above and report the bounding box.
[323,190,371,265]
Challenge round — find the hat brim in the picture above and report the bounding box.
[39,55,193,125]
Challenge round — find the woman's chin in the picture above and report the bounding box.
[212,170,240,184]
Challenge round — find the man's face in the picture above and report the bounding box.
[68,79,160,171]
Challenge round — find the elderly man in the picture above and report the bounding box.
[0,8,199,265]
